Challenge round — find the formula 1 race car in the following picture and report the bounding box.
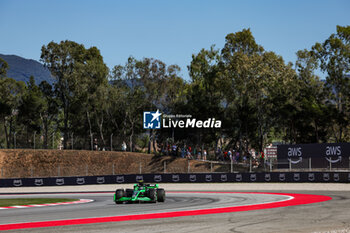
[114,181,165,204]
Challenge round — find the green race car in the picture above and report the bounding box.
[114,181,165,204]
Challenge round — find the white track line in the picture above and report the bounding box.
[0,199,93,210]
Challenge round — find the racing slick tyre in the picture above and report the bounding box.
[148,188,157,203]
[125,189,133,197]
[157,188,165,202]
[115,189,125,204]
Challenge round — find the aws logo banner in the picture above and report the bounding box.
[278,143,350,164]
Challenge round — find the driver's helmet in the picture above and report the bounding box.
[138,179,144,186]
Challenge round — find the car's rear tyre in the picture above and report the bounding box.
[125,188,133,197]
[157,188,165,202]
[115,189,125,204]
[148,188,157,202]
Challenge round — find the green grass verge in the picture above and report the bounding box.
[0,198,79,207]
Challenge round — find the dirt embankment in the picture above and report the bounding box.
[0,149,241,178]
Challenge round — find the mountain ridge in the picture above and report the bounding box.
[0,53,55,85]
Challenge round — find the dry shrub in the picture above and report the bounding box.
[0,149,225,178]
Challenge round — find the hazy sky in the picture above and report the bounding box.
[0,0,349,80]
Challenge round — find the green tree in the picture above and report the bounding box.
[39,81,59,149]
[18,76,46,148]
[0,78,25,148]
[312,26,350,142]
[0,57,9,79]
[187,46,224,151]
[293,49,329,143]
[41,40,108,149]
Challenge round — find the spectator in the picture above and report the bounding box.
[197,150,201,160]
[121,141,127,151]
[181,147,185,158]
[236,151,240,162]
[94,138,98,151]
[228,150,232,161]
[203,149,207,160]
[186,149,192,159]
[172,144,177,156]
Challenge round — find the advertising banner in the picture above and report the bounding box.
[277,143,350,166]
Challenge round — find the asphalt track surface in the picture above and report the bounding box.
[0,185,349,233]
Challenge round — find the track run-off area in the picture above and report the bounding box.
[0,183,349,233]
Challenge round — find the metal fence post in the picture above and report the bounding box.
[329,160,332,171]
[289,160,291,171]
[187,160,190,173]
[139,162,142,174]
[86,165,88,176]
[249,158,252,172]
[210,162,213,172]
[269,158,272,172]
[52,133,55,149]
[309,157,312,171]
[31,167,33,178]
[110,133,113,151]
[57,165,60,177]
[34,131,36,149]
[112,163,115,175]
[230,159,233,173]
[164,161,166,173]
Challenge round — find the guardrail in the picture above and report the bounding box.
[1,171,350,188]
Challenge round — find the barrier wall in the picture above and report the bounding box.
[1,172,350,187]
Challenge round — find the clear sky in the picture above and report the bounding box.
[0,0,349,80]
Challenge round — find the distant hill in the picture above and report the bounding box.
[0,54,55,85]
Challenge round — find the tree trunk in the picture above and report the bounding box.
[152,130,157,154]
[86,111,93,150]
[129,121,134,152]
[63,108,68,149]
[9,117,13,148]
[147,130,151,154]
[3,118,9,149]
[97,116,105,147]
